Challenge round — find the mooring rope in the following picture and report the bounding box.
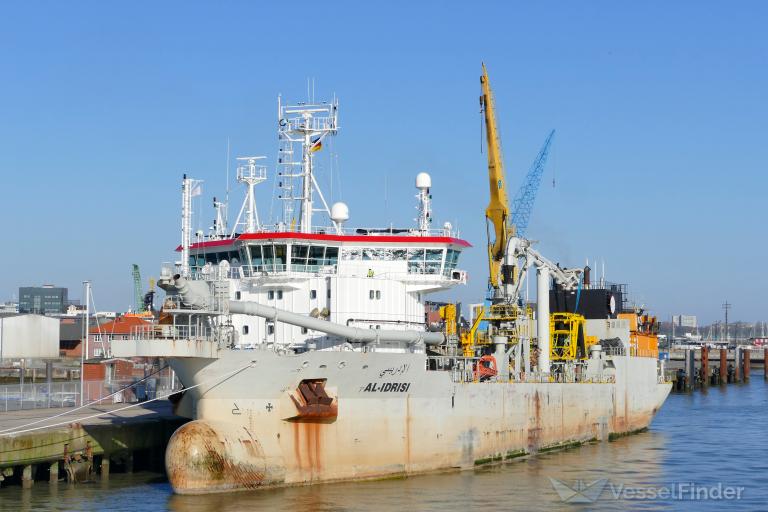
[0,361,255,436]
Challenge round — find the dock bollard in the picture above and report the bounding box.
[720,349,727,385]
[743,348,750,381]
[701,346,709,388]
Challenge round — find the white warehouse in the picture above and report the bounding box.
[0,314,60,359]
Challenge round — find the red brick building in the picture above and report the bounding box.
[88,315,150,359]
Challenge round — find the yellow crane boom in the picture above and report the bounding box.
[480,63,514,291]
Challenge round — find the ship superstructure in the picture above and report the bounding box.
[113,71,670,495]
[169,95,467,354]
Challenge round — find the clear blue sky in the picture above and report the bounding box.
[1,1,765,323]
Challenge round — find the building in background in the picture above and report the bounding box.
[59,317,84,358]
[0,313,60,359]
[0,302,18,314]
[88,315,150,359]
[18,285,68,315]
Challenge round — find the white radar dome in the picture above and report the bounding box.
[415,172,432,189]
[330,202,350,223]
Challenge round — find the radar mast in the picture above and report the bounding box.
[277,95,339,233]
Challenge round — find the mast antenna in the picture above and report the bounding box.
[180,175,203,277]
[225,137,231,228]
[230,156,267,236]
[277,92,339,233]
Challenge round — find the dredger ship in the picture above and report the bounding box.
[113,66,670,494]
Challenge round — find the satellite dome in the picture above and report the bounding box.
[415,172,432,189]
[330,202,350,223]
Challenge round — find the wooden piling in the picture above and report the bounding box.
[720,349,727,384]
[49,461,58,484]
[701,346,709,387]
[100,457,110,481]
[743,348,750,381]
[734,348,742,383]
[684,349,695,391]
[22,465,33,489]
[764,348,768,380]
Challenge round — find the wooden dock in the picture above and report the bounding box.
[666,347,767,392]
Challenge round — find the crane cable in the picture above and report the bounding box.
[0,361,255,437]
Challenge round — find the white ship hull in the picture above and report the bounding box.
[163,350,670,494]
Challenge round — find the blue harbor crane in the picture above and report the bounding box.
[510,129,555,238]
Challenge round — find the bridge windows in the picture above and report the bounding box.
[249,244,287,271]
[189,250,243,270]
[337,246,460,275]
[243,243,457,275]
[342,248,407,261]
[445,249,461,273]
[407,248,444,274]
[290,245,339,271]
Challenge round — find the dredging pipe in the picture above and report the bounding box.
[164,275,446,346]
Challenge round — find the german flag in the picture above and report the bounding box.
[310,136,323,152]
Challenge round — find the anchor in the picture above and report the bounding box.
[287,379,337,421]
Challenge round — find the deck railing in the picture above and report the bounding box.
[130,324,213,342]
[426,356,619,384]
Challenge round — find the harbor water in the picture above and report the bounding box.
[1,378,766,511]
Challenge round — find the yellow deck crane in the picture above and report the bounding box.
[480,64,514,297]
[439,303,486,356]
